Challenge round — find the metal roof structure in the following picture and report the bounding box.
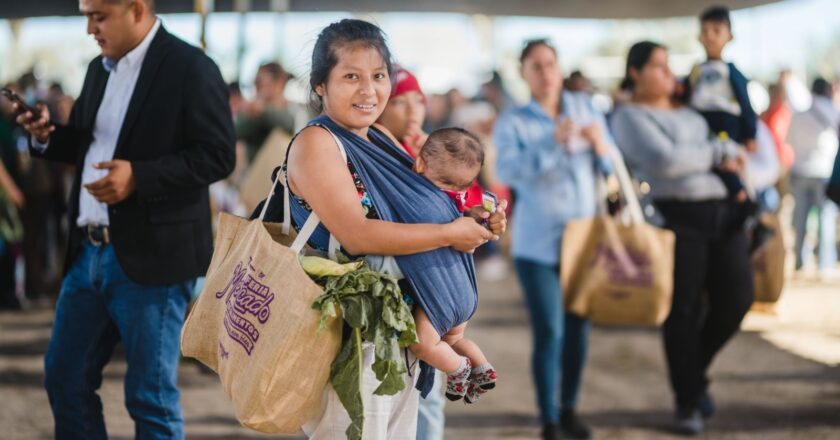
[3,0,785,20]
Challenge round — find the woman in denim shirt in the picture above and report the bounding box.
[493,40,612,440]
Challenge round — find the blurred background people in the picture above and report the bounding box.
[494,39,614,440]
[611,41,754,435]
[235,61,296,164]
[787,78,840,278]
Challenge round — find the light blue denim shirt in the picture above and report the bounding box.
[493,92,613,266]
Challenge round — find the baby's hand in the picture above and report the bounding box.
[464,199,507,236]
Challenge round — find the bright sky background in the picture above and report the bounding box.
[0,0,837,102]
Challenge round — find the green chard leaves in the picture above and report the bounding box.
[306,256,418,440]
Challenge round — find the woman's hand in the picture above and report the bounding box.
[719,150,746,173]
[554,117,575,146]
[718,158,742,173]
[580,123,609,156]
[444,217,494,254]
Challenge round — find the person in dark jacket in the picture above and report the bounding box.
[15,1,235,438]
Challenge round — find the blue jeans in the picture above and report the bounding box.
[416,370,445,440]
[44,240,193,440]
[791,175,838,271]
[513,258,589,424]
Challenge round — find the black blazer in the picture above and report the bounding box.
[32,26,235,285]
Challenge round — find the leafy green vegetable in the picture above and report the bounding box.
[309,258,418,440]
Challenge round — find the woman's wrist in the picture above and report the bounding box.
[438,222,454,248]
[592,139,609,156]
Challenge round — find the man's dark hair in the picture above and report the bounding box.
[104,0,156,11]
[520,39,557,64]
[420,127,485,171]
[700,6,731,29]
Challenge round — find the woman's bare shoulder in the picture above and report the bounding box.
[290,125,335,151]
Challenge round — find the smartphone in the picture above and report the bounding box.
[1,88,39,116]
[481,191,498,227]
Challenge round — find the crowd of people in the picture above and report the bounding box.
[1,1,840,440]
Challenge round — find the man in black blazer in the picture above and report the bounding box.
[16,0,235,438]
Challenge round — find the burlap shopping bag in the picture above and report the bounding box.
[561,147,676,326]
[562,216,675,326]
[181,171,341,433]
[751,213,786,303]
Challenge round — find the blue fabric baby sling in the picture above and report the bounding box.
[288,115,479,397]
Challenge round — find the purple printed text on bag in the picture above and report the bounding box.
[215,257,276,355]
[590,243,654,288]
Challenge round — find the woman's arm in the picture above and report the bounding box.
[493,112,570,186]
[287,126,493,256]
[610,107,733,179]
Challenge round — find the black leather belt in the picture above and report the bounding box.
[81,224,111,246]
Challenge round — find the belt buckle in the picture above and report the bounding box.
[86,224,109,246]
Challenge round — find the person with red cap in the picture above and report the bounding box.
[375,67,444,440]
[379,68,486,214]
[378,67,428,158]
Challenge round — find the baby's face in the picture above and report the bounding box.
[420,161,481,192]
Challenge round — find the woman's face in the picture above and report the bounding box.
[632,47,675,100]
[316,45,392,135]
[521,45,563,101]
[378,90,426,140]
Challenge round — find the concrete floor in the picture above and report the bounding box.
[1,267,839,439]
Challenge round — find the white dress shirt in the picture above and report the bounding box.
[39,19,160,227]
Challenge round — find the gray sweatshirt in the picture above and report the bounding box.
[610,104,740,202]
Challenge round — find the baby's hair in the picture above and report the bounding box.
[420,127,485,170]
[700,6,731,30]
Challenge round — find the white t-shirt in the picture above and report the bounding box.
[690,61,742,116]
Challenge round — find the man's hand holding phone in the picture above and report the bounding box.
[2,88,54,143]
[16,102,54,143]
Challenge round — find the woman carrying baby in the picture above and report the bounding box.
[286,19,506,439]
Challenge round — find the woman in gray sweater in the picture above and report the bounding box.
[610,41,754,435]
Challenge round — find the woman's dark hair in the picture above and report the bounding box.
[309,19,394,112]
[620,41,666,91]
[519,38,557,64]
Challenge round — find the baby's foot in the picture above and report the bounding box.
[445,357,472,401]
[471,363,497,390]
[464,381,487,404]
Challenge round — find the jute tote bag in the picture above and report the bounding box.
[751,213,786,303]
[561,147,676,326]
[181,166,341,433]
